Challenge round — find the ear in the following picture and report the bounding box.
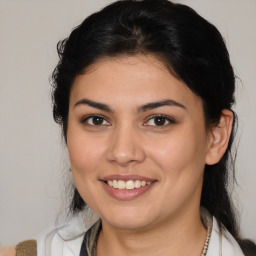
[205,109,234,165]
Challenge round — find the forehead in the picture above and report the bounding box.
[69,55,202,112]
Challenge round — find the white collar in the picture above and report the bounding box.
[38,211,244,256]
[207,217,244,256]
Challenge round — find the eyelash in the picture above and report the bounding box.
[144,115,175,127]
[81,114,175,127]
[81,115,110,126]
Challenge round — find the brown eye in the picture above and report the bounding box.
[144,115,175,127]
[83,115,110,126]
[92,116,104,125]
[154,117,167,126]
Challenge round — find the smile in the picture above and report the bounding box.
[101,175,156,200]
[106,180,152,190]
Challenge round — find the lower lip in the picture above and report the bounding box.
[101,181,155,201]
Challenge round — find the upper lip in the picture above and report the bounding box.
[100,174,156,182]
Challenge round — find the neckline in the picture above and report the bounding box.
[80,209,213,256]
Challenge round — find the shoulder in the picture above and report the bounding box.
[37,229,84,256]
[37,212,99,256]
[207,216,245,256]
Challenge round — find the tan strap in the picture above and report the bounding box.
[16,240,37,256]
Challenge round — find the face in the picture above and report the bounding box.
[67,55,212,231]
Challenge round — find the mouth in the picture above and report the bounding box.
[100,175,157,200]
[105,179,152,190]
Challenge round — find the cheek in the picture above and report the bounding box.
[67,131,107,208]
[145,127,208,211]
[67,128,105,177]
[147,126,208,176]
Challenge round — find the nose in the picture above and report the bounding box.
[107,124,146,167]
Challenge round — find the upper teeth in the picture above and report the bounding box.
[107,180,151,190]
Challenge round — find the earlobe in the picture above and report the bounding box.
[205,109,234,165]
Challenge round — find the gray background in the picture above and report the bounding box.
[0,0,255,246]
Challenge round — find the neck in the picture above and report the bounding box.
[96,207,207,256]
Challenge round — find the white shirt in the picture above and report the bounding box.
[37,213,245,256]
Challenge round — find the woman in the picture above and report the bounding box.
[10,0,256,255]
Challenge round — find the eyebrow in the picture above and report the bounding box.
[138,99,186,113]
[74,98,113,112]
[73,98,186,113]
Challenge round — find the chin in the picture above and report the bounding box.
[105,218,153,231]
[100,208,158,231]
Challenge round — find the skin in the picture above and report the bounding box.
[67,55,233,256]
[0,246,16,256]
